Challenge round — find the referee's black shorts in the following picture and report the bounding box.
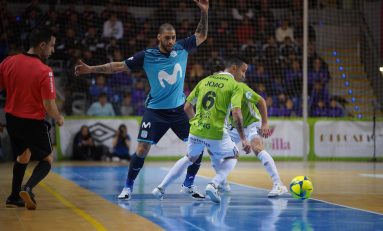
[6,113,53,161]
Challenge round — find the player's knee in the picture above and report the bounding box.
[17,149,31,164]
[136,142,151,157]
[43,154,54,165]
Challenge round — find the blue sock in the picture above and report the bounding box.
[125,153,145,189]
[183,153,203,187]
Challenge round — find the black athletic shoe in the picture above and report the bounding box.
[5,196,25,208]
[19,185,36,210]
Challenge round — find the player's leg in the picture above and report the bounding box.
[5,114,30,208]
[119,109,168,200]
[171,107,204,199]
[250,136,287,197]
[20,120,54,210]
[210,154,231,192]
[152,135,205,200]
[205,133,239,203]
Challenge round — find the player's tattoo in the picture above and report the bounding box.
[93,63,113,74]
[235,117,245,135]
[195,11,208,36]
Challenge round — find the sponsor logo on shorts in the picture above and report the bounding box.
[142,122,151,128]
[190,136,211,147]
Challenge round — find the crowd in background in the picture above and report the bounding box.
[0,0,346,118]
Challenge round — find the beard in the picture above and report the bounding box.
[159,42,173,53]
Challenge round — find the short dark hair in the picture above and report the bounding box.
[29,28,54,48]
[209,58,225,74]
[158,23,175,34]
[224,54,249,68]
[99,92,108,98]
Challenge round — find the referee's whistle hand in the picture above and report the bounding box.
[56,115,64,127]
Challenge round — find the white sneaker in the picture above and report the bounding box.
[268,183,288,197]
[218,181,231,193]
[152,187,165,200]
[180,185,205,200]
[118,187,132,200]
[205,183,221,203]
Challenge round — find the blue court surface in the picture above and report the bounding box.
[53,166,383,231]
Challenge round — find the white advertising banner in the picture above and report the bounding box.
[261,120,306,157]
[59,118,306,158]
[314,121,383,157]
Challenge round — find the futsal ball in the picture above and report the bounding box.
[289,176,313,200]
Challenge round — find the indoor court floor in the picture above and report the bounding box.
[1,161,382,231]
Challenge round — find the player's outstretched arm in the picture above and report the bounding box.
[256,98,271,138]
[74,60,129,76]
[232,107,251,154]
[194,0,209,46]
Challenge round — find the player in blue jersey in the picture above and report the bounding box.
[75,0,209,200]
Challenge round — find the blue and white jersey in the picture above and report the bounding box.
[124,35,197,109]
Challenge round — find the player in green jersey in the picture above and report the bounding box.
[223,82,288,197]
[152,56,251,203]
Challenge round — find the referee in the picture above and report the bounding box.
[0,28,64,210]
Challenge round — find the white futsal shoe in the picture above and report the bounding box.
[180,185,206,200]
[152,187,165,200]
[205,183,221,203]
[118,187,132,200]
[268,183,288,197]
[218,181,231,193]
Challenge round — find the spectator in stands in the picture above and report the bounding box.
[284,59,302,109]
[82,26,103,53]
[150,0,176,29]
[327,98,344,117]
[44,10,61,36]
[135,19,153,50]
[110,124,131,161]
[309,80,330,113]
[176,1,196,24]
[308,57,330,92]
[232,0,254,26]
[72,125,101,160]
[266,96,279,117]
[177,19,194,39]
[82,4,99,28]
[120,93,134,116]
[102,13,124,40]
[235,16,255,45]
[254,16,273,45]
[280,36,298,58]
[89,75,113,101]
[55,27,80,59]
[275,19,294,43]
[211,0,232,24]
[311,99,328,117]
[256,0,274,25]
[132,80,147,116]
[87,92,115,116]
[117,5,136,37]
[279,98,294,117]
[67,12,83,39]
[248,62,272,94]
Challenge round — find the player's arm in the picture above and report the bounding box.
[43,99,64,126]
[231,86,251,153]
[75,60,129,75]
[184,84,199,119]
[194,0,209,46]
[256,97,271,138]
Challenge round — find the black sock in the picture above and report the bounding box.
[25,160,51,189]
[126,153,145,189]
[183,153,203,187]
[11,162,28,198]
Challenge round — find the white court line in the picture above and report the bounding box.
[360,174,383,179]
[160,167,383,216]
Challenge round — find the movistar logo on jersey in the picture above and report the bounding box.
[158,63,182,88]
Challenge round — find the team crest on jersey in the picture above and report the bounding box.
[170,51,177,57]
[141,130,148,138]
[158,63,182,87]
[128,56,134,60]
[245,91,252,99]
[48,72,53,77]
